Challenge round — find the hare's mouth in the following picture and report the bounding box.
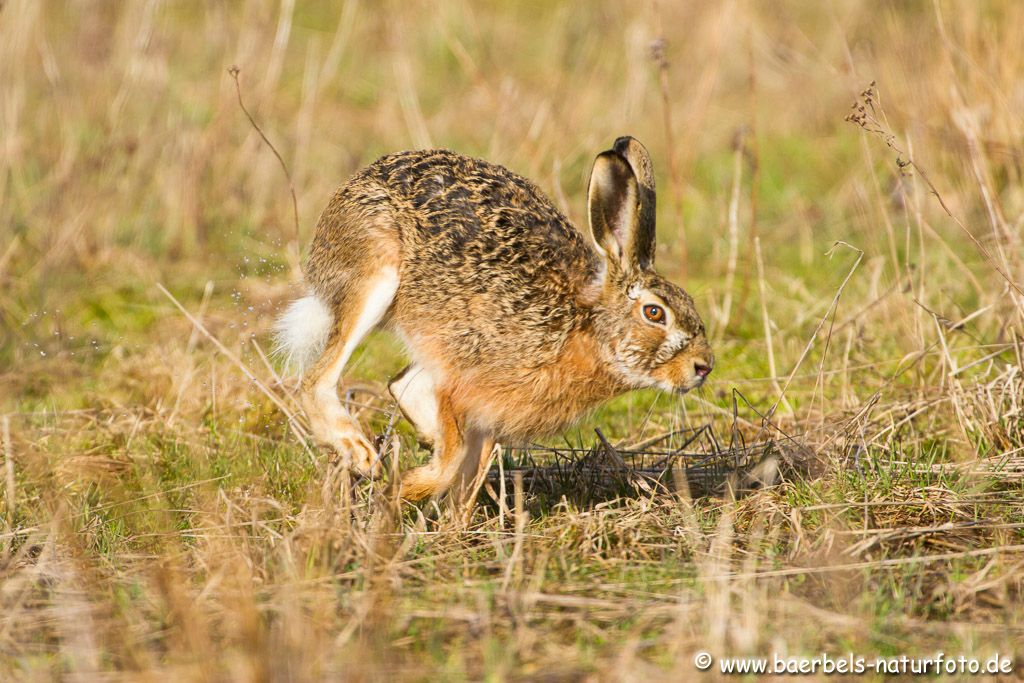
[675,375,708,394]
[653,374,705,395]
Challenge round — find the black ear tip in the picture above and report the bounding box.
[613,136,636,154]
[613,136,654,168]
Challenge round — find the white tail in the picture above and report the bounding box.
[273,293,334,375]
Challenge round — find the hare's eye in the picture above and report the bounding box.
[643,304,666,324]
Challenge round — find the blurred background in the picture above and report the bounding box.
[2,1,1022,384]
[2,1,1023,679]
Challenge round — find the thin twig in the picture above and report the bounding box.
[770,241,864,420]
[227,65,301,252]
[846,81,1023,298]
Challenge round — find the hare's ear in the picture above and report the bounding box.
[587,136,656,272]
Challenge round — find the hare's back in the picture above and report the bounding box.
[366,150,600,367]
[367,150,591,256]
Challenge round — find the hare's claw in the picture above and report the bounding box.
[330,430,382,478]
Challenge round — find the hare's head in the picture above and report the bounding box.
[587,137,713,394]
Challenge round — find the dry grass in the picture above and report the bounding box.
[2,1,1024,680]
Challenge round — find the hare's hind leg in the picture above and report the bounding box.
[300,268,398,476]
[450,435,496,511]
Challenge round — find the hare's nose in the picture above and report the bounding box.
[694,360,713,379]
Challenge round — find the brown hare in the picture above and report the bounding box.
[275,137,713,502]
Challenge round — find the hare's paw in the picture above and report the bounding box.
[331,430,382,479]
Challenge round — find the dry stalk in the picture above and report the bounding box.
[754,236,792,416]
[501,471,526,593]
[3,415,13,520]
[0,235,19,281]
[714,129,745,339]
[734,27,761,332]
[650,35,688,277]
[700,544,1024,583]
[157,283,314,457]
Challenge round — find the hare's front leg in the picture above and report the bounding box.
[397,386,490,502]
[300,269,398,477]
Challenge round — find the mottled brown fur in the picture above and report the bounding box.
[293,137,713,501]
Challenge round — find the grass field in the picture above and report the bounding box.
[2,1,1024,680]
